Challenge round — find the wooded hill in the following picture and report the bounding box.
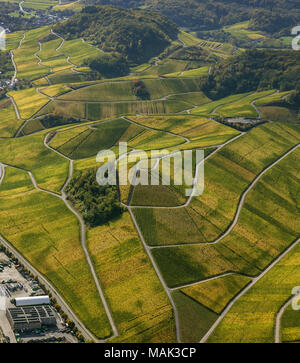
[202,50,300,99]
[83,0,300,34]
[53,5,178,64]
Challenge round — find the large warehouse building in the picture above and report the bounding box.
[15,296,50,307]
[6,305,56,331]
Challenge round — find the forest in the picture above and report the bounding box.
[201,50,300,99]
[84,0,300,32]
[53,5,178,64]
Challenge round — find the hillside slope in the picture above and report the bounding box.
[53,5,178,63]
[82,0,300,33]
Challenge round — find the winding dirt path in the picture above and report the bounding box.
[201,234,300,343]
[0,163,96,342]
[149,143,300,249]
[275,291,300,343]
[43,133,118,339]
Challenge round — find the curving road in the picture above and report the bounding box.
[275,291,300,343]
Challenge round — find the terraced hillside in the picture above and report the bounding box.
[0,6,299,344]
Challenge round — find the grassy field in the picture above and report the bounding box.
[259,106,299,123]
[172,290,218,342]
[223,21,265,42]
[22,0,58,10]
[59,78,203,102]
[215,90,275,118]
[149,130,300,290]
[38,100,86,120]
[0,99,23,137]
[39,84,71,98]
[127,115,239,148]
[281,305,300,342]
[39,38,72,73]
[87,212,176,343]
[178,31,201,46]
[59,39,102,67]
[86,100,191,120]
[0,131,69,193]
[181,274,251,314]
[0,166,111,339]
[191,93,251,116]
[13,27,51,80]
[208,239,300,342]
[8,88,49,119]
[50,118,132,159]
[5,31,25,51]
[134,59,189,77]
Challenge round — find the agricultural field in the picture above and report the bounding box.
[87,212,176,343]
[208,217,300,343]
[0,131,69,193]
[12,26,51,80]
[8,87,49,119]
[59,78,203,102]
[0,166,111,339]
[223,21,265,42]
[0,99,23,137]
[1,5,300,344]
[22,0,58,11]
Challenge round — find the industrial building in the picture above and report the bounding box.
[6,305,56,331]
[15,295,50,307]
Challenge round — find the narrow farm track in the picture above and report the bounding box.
[149,142,300,249]
[51,29,81,74]
[121,116,190,145]
[56,90,207,104]
[128,207,181,342]
[275,292,300,343]
[6,94,22,120]
[43,133,119,339]
[201,234,300,343]
[0,163,96,342]
[169,272,248,291]
[125,132,245,212]
[10,32,26,84]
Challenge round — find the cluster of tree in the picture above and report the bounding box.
[132,80,150,99]
[0,51,14,78]
[286,84,300,107]
[66,167,124,228]
[85,53,129,78]
[202,50,300,100]
[53,5,178,64]
[85,0,300,33]
[248,9,299,37]
[40,113,81,128]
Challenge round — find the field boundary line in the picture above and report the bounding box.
[149,142,300,248]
